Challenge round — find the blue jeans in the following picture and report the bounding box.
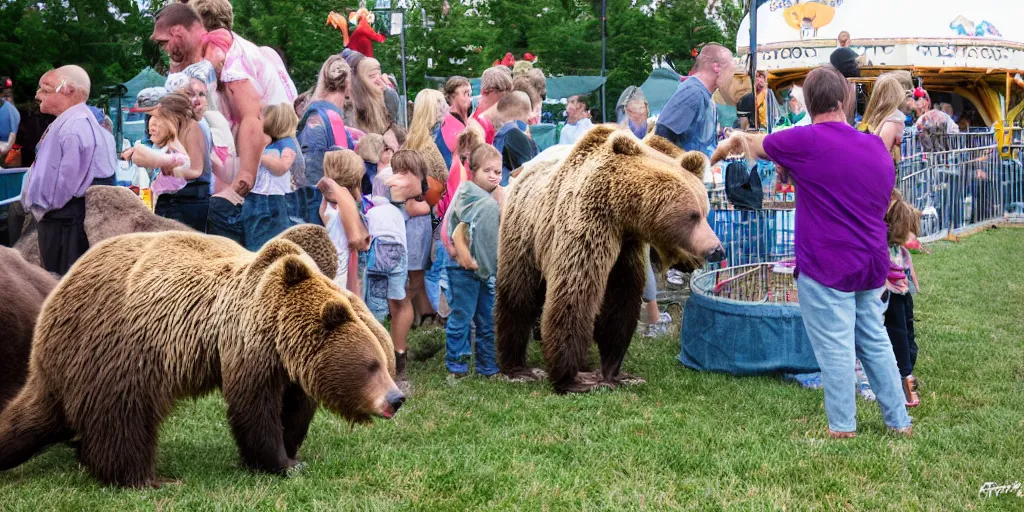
[207,197,245,246]
[242,193,290,251]
[445,267,498,375]
[154,190,209,233]
[425,235,444,311]
[797,274,912,433]
[285,190,305,226]
[298,186,324,226]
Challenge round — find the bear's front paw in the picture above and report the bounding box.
[612,372,646,386]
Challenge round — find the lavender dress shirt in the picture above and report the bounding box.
[22,103,116,220]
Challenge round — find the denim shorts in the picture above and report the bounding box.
[364,238,408,320]
[207,197,245,247]
[241,193,290,251]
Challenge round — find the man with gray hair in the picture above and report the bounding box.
[22,65,116,273]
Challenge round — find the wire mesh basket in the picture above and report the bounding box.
[690,262,799,305]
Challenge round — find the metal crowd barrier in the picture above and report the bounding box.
[699,128,1024,271]
[0,167,27,207]
[897,129,1024,242]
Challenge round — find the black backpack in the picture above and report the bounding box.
[724,159,763,211]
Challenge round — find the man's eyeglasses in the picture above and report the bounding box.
[37,79,67,94]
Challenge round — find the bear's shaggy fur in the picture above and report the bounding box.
[0,247,57,411]
[0,231,401,487]
[14,187,341,279]
[13,186,192,269]
[495,126,723,393]
[83,185,193,244]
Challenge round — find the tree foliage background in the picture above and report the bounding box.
[0,0,743,112]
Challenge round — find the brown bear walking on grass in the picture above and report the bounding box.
[0,231,403,488]
[496,126,724,393]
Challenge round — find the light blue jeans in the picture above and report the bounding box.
[444,267,497,376]
[797,274,912,433]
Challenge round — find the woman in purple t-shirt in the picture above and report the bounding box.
[711,66,912,438]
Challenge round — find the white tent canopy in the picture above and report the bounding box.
[735,0,1024,71]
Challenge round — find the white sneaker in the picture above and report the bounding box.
[658,312,672,324]
[667,269,686,287]
[642,321,670,338]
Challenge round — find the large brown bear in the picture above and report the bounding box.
[0,231,402,487]
[0,247,57,410]
[496,126,724,394]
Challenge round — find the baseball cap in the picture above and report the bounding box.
[129,87,168,113]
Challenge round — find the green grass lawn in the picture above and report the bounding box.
[2,228,1023,511]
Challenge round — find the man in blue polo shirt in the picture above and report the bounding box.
[655,44,734,286]
[0,76,21,166]
[655,44,734,157]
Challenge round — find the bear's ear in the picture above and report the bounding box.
[249,239,304,277]
[273,225,338,279]
[282,256,313,287]
[609,132,643,157]
[322,299,353,331]
[679,151,709,180]
[643,134,685,160]
[569,124,617,156]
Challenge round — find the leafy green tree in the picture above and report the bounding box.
[0,0,155,104]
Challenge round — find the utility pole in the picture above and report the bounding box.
[600,0,607,122]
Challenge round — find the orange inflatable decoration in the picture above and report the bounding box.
[326,5,386,58]
[781,1,837,39]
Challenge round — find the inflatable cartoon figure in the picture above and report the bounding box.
[327,3,386,58]
[781,1,839,40]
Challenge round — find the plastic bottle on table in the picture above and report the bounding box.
[136,166,153,210]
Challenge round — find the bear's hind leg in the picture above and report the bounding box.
[494,253,546,380]
[0,382,71,472]
[592,242,647,386]
[75,405,161,487]
[281,383,317,460]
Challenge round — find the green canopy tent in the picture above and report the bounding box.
[639,68,682,116]
[109,67,166,149]
[121,67,166,103]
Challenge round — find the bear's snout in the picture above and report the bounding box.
[706,244,726,263]
[386,388,406,412]
[377,386,406,419]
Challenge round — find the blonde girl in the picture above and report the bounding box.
[320,149,370,293]
[241,102,303,250]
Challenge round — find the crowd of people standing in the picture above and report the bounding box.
[4,2,926,438]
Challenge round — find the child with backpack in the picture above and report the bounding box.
[883,189,922,407]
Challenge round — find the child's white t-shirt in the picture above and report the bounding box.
[252,146,293,196]
[365,195,407,247]
[323,205,350,288]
